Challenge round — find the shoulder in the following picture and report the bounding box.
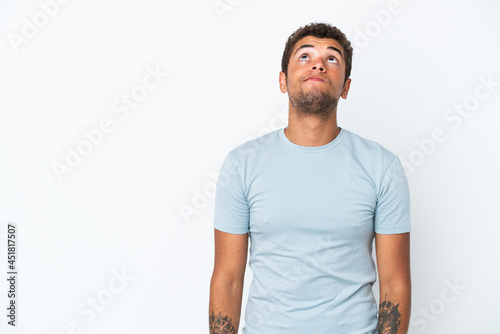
[227,129,280,165]
[227,129,279,172]
[342,128,397,165]
[341,129,402,185]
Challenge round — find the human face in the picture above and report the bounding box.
[279,36,351,119]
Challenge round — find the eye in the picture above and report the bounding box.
[299,54,309,60]
[327,56,338,63]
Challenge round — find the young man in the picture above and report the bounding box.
[209,22,411,334]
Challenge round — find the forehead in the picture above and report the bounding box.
[292,36,343,54]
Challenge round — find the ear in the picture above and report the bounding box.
[340,78,351,99]
[279,71,287,93]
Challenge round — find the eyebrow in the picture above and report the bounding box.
[293,44,343,59]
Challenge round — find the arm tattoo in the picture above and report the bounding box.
[209,310,236,334]
[377,293,401,334]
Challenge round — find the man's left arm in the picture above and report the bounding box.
[375,232,411,334]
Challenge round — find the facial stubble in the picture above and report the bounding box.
[287,77,342,122]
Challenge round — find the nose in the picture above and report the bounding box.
[311,57,326,72]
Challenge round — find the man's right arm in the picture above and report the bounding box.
[209,228,248,334]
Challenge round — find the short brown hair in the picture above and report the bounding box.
[281,22,353,83]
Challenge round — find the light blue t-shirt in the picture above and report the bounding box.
[213,127,410,334]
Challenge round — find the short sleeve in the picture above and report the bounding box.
[213,152,250,234]
[374,156,411,234]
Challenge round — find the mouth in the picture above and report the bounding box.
[305,76,325,82]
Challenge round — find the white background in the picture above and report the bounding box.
[1,0,499,333]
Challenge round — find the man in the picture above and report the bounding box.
[209,22,411,334]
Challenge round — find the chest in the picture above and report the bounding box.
[246,156,378,237]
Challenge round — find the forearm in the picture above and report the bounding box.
[209,276,244,334]
[377,283,411,334]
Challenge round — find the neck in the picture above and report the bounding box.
[284,104,340,147]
